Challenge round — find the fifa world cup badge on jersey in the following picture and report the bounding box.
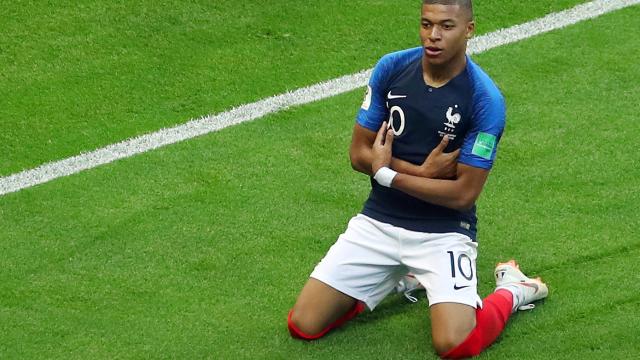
[361,85,372,110]
[472,132,496,160]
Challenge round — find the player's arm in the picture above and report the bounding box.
[350,122,459,178]
[392,164,488,211]
[371,122,488,211]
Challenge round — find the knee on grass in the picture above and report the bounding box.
[432,328,473,357]
[288,301,365,340]
[287,309,329,340]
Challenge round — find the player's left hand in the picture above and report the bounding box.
[371,121,394,174]
[420,134,460,179]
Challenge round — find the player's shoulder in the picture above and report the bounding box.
[374,47,423,77]
[377,46,423,66]
[465,57,506,128]
[466,57,505,106]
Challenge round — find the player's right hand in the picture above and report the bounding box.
[371,121,394,174]
[420,135,460,179]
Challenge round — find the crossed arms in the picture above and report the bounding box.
[349,122,490,211]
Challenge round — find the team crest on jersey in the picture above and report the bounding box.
[361,85,372,111]
[444,105,461,129]
[438,104,461,140]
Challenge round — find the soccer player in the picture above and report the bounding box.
[287,1,548,358]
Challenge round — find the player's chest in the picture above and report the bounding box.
[385,69,472,147]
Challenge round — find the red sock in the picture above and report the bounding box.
[288,301,366,340]
[442,290,513,359]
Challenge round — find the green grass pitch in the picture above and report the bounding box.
[1,1,639,359]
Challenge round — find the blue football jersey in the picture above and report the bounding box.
[356,47,506,240]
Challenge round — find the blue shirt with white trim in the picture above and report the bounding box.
[356,47,506,240]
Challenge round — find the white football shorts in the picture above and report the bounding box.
[310,214,482,310]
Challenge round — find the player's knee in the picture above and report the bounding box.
[431,331,468,357]
[287,308,325,340]
[432,338,458,357]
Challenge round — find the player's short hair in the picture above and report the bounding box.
[422,0,473,20]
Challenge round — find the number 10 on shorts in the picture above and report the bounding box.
[447,251,474,281]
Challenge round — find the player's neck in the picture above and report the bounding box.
[422,54,467,88]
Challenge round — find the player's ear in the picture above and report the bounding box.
[465,21,475,39]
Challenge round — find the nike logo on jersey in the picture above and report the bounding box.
[453,284,470,290]
[387,91,407,99]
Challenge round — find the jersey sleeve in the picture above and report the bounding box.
[356,56,393,132]
[458,62,506,170]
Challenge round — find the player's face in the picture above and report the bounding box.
[420,4,475,66]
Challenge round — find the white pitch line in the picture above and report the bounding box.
[1,0,638,197]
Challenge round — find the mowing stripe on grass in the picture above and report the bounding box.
[1,0,638,197]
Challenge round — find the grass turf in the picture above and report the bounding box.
[1,0,588,177]
[1,2,639,359]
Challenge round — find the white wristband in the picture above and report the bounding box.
[373,167,398,188]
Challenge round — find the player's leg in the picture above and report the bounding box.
[288,214,405,340]
[429,302,476,354]
[399,227,549,357]
[400,231,483,355]
[288,278,362,339]
[436,261,549,358]
[431,292,513,358]
[407,232,512,358]
[402,230,515,356]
